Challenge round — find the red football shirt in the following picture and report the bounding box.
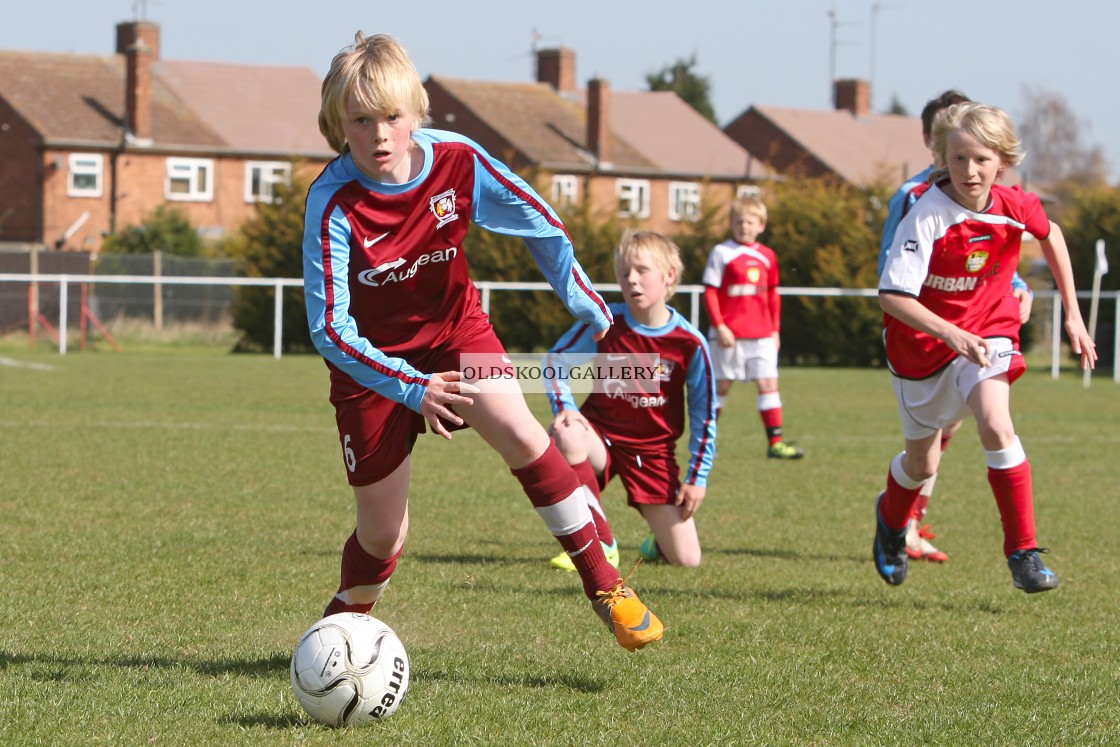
[702,239,781,340]
[879,182,1049,379]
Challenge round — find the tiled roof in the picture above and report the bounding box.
[606,90,770,180]
[0,50,329,157]
[155,60,330,157]
[429,76,657,171]
[749,105,932,185]
[0,50,222,148]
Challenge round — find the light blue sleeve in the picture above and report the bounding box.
[302,185,430,412]
[543,322,598,414]
[462,140,612,336]
[880,168,931,277]
[683,337,718,487]
[1011,271,1030,294]
[879,187,908,276]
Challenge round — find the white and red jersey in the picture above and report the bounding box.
[302,129,611,412]
[879,182,1049,379]
[702,239,781,340]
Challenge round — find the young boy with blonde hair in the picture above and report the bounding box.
[875,102,1096,592]
[704,195,803,459]
[302,32,663,651]
[879,89,1035,564]
[545,230,717,568]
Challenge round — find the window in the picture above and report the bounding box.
[616,179,651,219]
[736,184,762,200]
[245,161,291,203]
[67,153,103,198]
[668,182,701,222]
[551,174,578,207]
[166,158,214,201]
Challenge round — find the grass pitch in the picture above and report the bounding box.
[1,344,1118,746]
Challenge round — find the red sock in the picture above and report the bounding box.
[910,493,931,523]
[880,470,922,531]
[572,459,614,546]
[988,461,1036,557]
[512,441,617,598]
[324,531,400,616]
[760,407,783,445]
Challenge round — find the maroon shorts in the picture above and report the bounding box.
[595,427,681,507]
[328,318,508,486]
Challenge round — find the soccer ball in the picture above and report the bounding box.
[290,612,409,726]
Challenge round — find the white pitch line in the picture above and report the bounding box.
[0,356,56,371]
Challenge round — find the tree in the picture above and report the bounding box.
[1050,182,1120,295]
[101,204,203,256]
[645,55,717,124]
[884,95,908,116]
[761,175,886,366]
[1018,86,1108,188]
[225,175,314,352]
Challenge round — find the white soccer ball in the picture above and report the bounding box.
[290,612,409,726]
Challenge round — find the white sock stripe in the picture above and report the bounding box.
[567,537,595,558]
[986,437,1026,469]
[535,488,594,536]
[919,472,938,497]
[891,451,927,489]
[584,486,607,521]
[336,578,391,605]
[757,392,781,411]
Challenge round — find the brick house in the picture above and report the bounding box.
[1,25,767,254]
[723,79,936,187]
[426,47,771,235]
[0,21,332,253]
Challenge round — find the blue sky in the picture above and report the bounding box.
[5,0,1118,181]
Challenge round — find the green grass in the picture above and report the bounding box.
[1,344,1118,745]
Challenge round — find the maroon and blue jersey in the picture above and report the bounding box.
[546,303,718,487]
[303,129,611,411]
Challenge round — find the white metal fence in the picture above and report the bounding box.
[2,272,1117,383]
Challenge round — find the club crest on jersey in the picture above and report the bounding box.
[746,267,762,283]
[965,250,990,273]
[655,359,675,382]
[430,189,458,228]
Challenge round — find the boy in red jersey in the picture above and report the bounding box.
[703,196,803,459]
[874,102,1096,592]
[544,231,717,568]
[880,90,1036,564]
[302,33,662,651]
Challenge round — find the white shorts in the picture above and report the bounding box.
[711,336,778,382]
[892,337,1022,440]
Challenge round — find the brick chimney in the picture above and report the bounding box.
[116,21,160,140]
[834,78,870,118]
[586,78,610,164]
[536,47,576,93]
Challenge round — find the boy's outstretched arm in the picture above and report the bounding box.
[1039,222,1097,369]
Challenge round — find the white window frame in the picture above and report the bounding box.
[736,184,762,199]
[67,153,103,198]
[616,178,651,219]
[668,181,702,222]
[551,174,579,208]
[244,161,291,203]
[165,157,214,201]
